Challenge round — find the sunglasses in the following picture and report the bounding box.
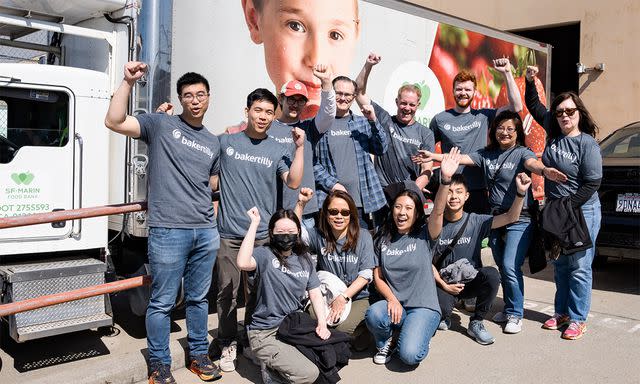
[328,208,351,217]
[554,108,578,118]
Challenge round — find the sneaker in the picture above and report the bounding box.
[189,354,222,381]
[503,315,523,334]
[492,311,508,323]
[467,320,495,345]
[242,344,261,366]
[373,337,395,364]
[463,298,476,312]
[562,322,587,340]
[219,341,237,372]
[438,317,451,331]
[542,314,570,330]
[260,362,285,384]
[148,364,176,384]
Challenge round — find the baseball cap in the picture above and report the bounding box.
[280,80,309,98]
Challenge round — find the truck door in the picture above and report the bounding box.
[0,81,76,243]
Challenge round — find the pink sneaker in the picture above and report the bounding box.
[542,314,570,330]
[562,322,587,340]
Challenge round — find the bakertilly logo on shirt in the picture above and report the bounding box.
[321,247,358,263]
[439,236,471,246]
[442,120,481,132]
[225,146,273,168]
[271,257,309,278]
[172,129,215,159]
[381,242,417,256]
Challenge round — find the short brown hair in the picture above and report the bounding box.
[452,70,477,89]
[397,84,421,100]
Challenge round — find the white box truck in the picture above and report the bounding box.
[0,0,551,342]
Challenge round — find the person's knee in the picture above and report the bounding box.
[365,302,389,330]
[481,267,501,285]
[397,343,427,366]
[285,362,319,384]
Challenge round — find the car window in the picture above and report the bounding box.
[600,127,640,158]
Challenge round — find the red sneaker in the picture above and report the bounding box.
[562,322,587,340]
[542,314,570,330]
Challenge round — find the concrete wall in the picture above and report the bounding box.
[410,0,640,138]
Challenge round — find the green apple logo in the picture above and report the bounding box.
[403,81,430,111]
[11,172,35,185]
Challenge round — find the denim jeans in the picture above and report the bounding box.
[146,227,220,366]
[551,199,601,322]
[490,219,533,318]
[365,300,440,365]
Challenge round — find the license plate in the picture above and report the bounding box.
[616,193,640,213]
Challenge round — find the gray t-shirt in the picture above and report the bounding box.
[249,246,320,330]
[269,120,318,214]
[328,116,362,206]
[306,228,376,300]
[218,132,289,239]
[375,228,440,312]
[372,101,435,187]
[431,212,493,269]
[469,146,536,212]
[542,133,602,203]
[136,113,219,228]
[430,109,497,190]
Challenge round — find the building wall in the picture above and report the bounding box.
[411,0,640,138]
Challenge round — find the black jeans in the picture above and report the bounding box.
[437,266,500,321]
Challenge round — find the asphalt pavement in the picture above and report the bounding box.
[1,250,638,384]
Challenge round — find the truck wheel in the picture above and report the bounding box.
[593,248,608,268]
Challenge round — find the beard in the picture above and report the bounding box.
[455,95,472,109]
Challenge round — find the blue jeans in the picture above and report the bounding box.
[490,219,533,318]
[552,199,601,322]
[365,300,440,365]
[146,227,220,366]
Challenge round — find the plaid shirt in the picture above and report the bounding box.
[314,112,388,213]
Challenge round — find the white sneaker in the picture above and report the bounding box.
[504,315,523,334]
[219,341,237,372]
[492,311,508,323]
[373,337,395,365]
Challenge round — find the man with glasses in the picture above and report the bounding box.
[105,62,222,384]
[314,76,388,229]
[268,64,335,228]
[429,59,522,214]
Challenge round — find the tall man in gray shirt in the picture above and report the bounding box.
[215,88,305,372]
[105,62,222,384]
[429,60,522,214]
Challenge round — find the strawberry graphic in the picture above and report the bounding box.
[429,43,458,109]
[471,92,494,109]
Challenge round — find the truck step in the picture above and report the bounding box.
[15,313,113,342]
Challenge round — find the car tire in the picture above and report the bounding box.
[593,248,608,268]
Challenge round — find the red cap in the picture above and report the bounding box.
[280,80,309,98]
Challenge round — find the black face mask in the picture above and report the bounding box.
[271,234,298,252]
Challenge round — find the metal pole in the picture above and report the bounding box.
[0,275,151,317]
[0,202,147,229]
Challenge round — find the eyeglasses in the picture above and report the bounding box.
[328,208,351,217]
[496,127,516,133]
[554,108,578,118]
[335,91,355,100]
[286,97,307,106]
[181,92,209,102]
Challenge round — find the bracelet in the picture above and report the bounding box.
[541,166,547,175]
[516,191,526,198]
[441,178,452,185]
[340,293,351,303]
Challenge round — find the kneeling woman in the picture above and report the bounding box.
[237,207,330,384]
[296,189,376,340]
[365,151,460,366]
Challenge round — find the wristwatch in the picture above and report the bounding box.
[340,293,351,302]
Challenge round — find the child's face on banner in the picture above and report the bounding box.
[243,0,360,113]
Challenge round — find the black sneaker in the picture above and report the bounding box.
[189,354,222,381]
[148,364,176,384]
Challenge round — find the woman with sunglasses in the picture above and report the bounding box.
[524,65,602,340]
[295,189,376,345]
[237,207,329,383]
[412,111,566,335]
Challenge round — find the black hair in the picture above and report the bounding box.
[449,174,467,190]
[332,76,358,93]
[548,92,599,140]
[487,110,526,150]
[373,189,425,250]
[267,209,311,269]
[246,88,278,110]
[176,72,210,95]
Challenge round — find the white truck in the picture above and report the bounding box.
[0,0,551,342]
